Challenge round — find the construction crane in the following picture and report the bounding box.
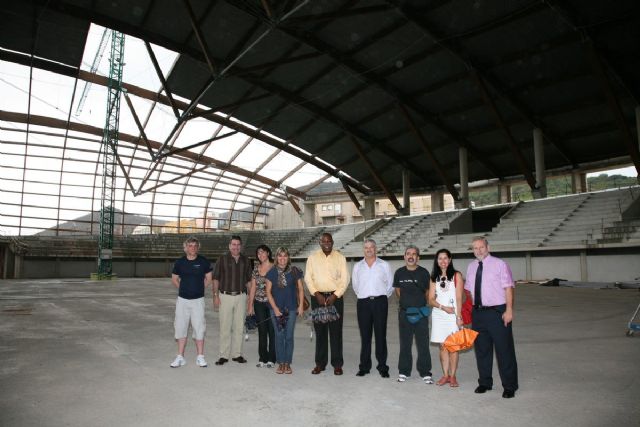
[96,30,125,279]
[75,28,110,116]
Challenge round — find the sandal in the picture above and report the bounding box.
[449,376,459,387]
[436,375,450,386]
[276,364,284,374]
[284,364,292,374]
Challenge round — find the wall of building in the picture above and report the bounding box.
[13,248,638,283]
[264,202,304,230]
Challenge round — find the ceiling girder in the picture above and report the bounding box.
[0,110,305,199]
[397,103,460,201]
[585,42,640,174]
[351,137,402,212]
[389,0,576,166]
[471,71,537,190]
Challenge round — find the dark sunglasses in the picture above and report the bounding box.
[439,277,447,288]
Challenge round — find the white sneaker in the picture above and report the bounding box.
[196,355,208,367]
[266,362,274,368]
[170,355,185,368]
[423,375,434,384]
[397,374,408,383]
[256,361,265,368]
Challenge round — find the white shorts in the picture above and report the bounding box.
[174,297,206,340]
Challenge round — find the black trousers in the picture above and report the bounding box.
[398,310,432,377]
[357,296,389,373]
[254,300,276,363]
[311,295,344,368]
[472,306,518,391]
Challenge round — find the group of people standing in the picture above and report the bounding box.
[170,232,518,399]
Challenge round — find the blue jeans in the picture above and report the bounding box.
[270,309,297,364]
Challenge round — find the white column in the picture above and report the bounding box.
[431,191,444,212]
[533,128,547,198]
[458,147,469,208]
[362,196,376,220]
[571,171,586,193]
[498,183,511,204]
[302,202,315,227]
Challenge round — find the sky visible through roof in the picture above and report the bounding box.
[0,24,332,235]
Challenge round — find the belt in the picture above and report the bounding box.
[360,295,386,300]
[473,304,505,311]
[220,290,246,296]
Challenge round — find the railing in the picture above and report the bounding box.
[0,230,29,254]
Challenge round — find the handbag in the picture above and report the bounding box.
[308,305,340,323]
[405,306,431,324]
[461,289,473,324]
[443,328,479,352]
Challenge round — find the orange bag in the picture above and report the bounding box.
[443,328,479,352]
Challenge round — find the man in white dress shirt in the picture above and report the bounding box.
[352,238,394,378]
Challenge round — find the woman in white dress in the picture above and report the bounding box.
[428,249,464,387]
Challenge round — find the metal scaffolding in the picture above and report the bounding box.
[97,31,125,278]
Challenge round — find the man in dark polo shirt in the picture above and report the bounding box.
[393,245,433,384]
[170,237,212,368]
[213,235,252,365]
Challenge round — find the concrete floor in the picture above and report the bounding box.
[0,278,638,427]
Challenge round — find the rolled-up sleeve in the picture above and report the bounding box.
[500,260,515,289]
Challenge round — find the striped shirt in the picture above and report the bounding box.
[213,253,252,293]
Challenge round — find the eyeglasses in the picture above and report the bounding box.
[439,277,447,288]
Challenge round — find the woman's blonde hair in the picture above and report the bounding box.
[274,247,291,269]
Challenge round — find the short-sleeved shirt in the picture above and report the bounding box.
[213,253,252,293]
[393,266,430,309]
[465,254,514,306]
[172,255,212,300]
[265,267,301,312]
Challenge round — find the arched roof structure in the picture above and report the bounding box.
[1,0,639,234]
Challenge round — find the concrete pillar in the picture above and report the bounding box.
[2,247,9,279]
[525,252,532,281]
[571,171,587,193]
[431,191,444,212]
[401,169,410,216]
[457,147,470,209]
[13,254,22,279]
[533,128,547,198]
[362,196,376,221]
[580,250,588,281]
[636,105,640,153]
[302,202,315,227]
[498,184,511,204]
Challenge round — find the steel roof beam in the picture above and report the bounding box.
[25,1,368,194]
[238,6,501,183]
[351,137,402,212]
[389,0,576,166]
[544,0,640,105]
[397,103,460,201]
[471,71,537,190]
[585,42,640,174]
[0,110,305,199]
[144,41,181,120]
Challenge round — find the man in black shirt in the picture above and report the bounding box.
[393,245,433,384]
[170,237,212,368]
